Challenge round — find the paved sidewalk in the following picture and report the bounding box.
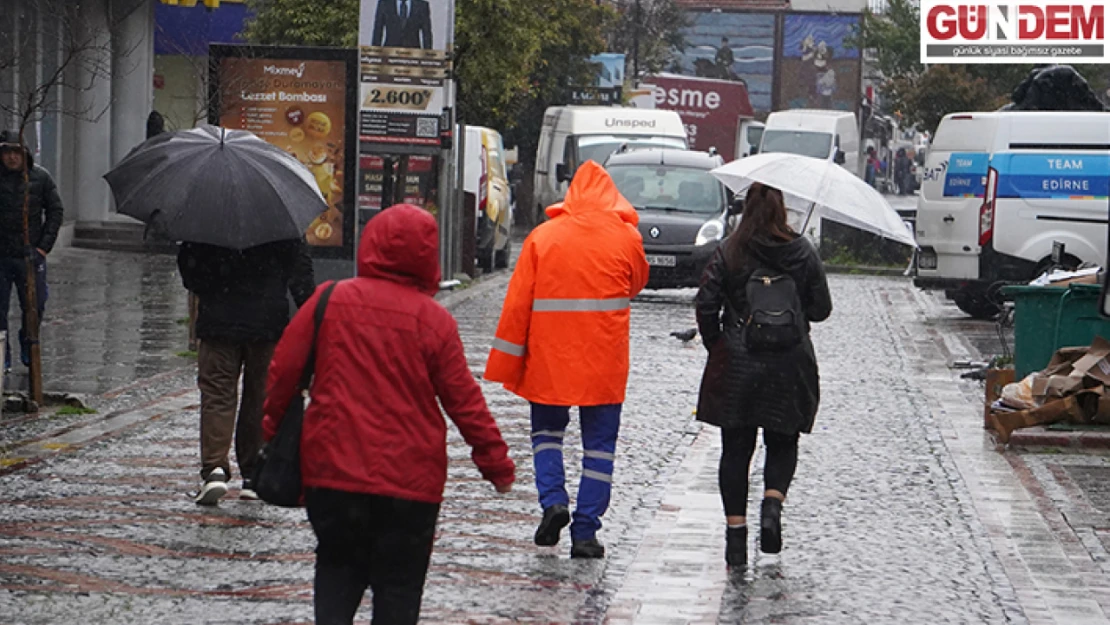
[8,259,1110,623]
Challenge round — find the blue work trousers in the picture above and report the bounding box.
[530,402,622,542]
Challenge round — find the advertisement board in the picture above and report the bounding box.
[650,73,754,158]
[209,46,358,256]
[358,155,437,210]
[779,14,862,113]
[358,0,455,146]
[921,0,1110,63]
[674,12,776,112]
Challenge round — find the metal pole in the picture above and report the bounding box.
[632,0,641,82]
[454,118,467,278]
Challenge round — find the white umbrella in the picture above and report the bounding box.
[710,152,917,247]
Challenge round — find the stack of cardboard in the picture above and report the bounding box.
[989,336,1110,443]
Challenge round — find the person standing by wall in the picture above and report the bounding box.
[695,183,832,569]
[485,161,650,559]
[178,238,315,505]
[0,130,63,373]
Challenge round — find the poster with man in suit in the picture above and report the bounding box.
[361,0,444,50]
[371,0,433,49]
[358,0,453,145]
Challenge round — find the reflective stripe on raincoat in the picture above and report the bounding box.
[484,161,650,406]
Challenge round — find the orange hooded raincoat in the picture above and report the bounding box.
[483,161,650,406]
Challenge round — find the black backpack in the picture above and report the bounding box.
[742,268,804,352]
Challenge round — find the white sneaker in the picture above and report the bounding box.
[195,468,228,506]
[239,480,259,501]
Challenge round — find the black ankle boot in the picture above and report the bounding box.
[760,498,783,554]
[725,526,747,568]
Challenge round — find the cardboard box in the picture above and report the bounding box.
[1031,337,1110,401]
[985,368,1016,429]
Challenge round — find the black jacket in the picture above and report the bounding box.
[0,140,64,258]
[694,235,832,433]
[178,239,316,343]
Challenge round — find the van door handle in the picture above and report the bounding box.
[943,215,955,224]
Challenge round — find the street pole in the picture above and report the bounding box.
[632,0,641,82]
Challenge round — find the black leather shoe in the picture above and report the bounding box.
[760,498,783,554]
[571,538,605,559]
[534,504,570,546]
[725,526,747,568]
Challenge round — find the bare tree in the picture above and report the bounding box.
[0,0,142,407]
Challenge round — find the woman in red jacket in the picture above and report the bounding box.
[263,204,515,625]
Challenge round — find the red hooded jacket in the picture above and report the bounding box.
[263,204,515,503]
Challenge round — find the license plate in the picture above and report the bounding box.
[646,255,677,267]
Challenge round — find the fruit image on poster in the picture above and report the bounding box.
[217,57,349,247]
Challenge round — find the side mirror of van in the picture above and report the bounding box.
[834,149,846,165]
[556,163,572,183]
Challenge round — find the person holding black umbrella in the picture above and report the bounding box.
[104,125,328,505]
[179,238,315,505]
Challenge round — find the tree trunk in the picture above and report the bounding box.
[19,132,43,408]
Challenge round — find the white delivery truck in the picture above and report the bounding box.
[533,106,688,214]
[914,111,1110,318]
[758,109,861,177]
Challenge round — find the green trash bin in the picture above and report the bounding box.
[1002,283,1110,378]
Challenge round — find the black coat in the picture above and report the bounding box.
[0,147,64,258]
[695,235,832,433]
[178,239,316,343]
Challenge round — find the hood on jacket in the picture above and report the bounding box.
[358,203,441,295]
[748,233,815,273]
[545,160,639,227]
[0,130,33,171]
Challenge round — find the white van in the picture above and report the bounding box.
[533,106,688,213]
[915,111,1110,318]
[736,119,765,159]
[758,109,860,177]
[462,126,513,270]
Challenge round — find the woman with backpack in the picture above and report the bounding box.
[694,183,832,569]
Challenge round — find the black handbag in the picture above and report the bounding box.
[253,281,338,507]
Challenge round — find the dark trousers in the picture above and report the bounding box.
[196,339,275,480]
[530,403,622,541]
[719,427,799,517]
[0,255,47,367]
[306,488,440,625]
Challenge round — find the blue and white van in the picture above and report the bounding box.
[914,111,1110,318]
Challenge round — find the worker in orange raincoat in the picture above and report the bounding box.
[485,160,650,559]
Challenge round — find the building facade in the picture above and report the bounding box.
[0,0,242,249]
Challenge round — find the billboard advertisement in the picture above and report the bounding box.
[358,0,454,146]
[674,12,776,112]
[920,0,1110,64]
[650,73,754,158]
[571,53,626,105]
[779,14,862,113]
[358,155,437,210]
[210,46,358,253]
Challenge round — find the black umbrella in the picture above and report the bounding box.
[104,124,327,250]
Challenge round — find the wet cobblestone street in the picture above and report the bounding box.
[2,251,1108,623]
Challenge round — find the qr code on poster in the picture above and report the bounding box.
[416,118,438,138]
